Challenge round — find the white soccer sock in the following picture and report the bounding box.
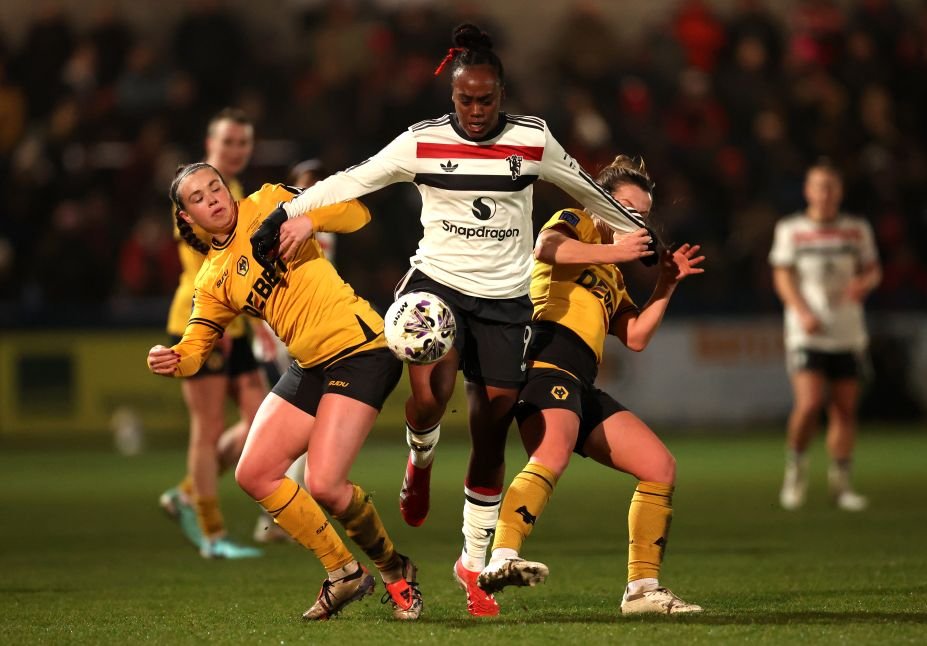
[784,449,808,480]
[828,458,853,493]
[626,577,659,595]
[460,487,501,571]
[327,559,359,581]
[406,422,440,468]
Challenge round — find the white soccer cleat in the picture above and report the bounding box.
[780,457,808,510]
[620,586,703,615]
[477,558,549,594]
[828,464,867,511]
[834,490,868,512]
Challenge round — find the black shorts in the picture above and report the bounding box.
[169,335,258,379]
[271,348,402,416]
[515,367,628,458]
[395,268,531,388]
[787,348,866,380]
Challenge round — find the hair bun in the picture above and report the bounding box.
[452,23,493,51]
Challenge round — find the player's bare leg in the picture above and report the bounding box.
[781,371,826,509]
[827,378,866,511]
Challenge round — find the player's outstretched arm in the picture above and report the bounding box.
[535,226,654,265]
[611,243,705,352]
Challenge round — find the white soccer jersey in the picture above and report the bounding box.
[283,113,646,298]
[769,213,879,351]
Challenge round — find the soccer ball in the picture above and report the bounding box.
[384,291,456,364]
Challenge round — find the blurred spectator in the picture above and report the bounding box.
[672,0,727,72]
[88,3,134,87]
[117,209,181,297]
[115,43,170,122]
[786,0,845,70]
[0,56,26,155]
[31,199,114,304]
[171,0,247,117]
[13,2,74,118]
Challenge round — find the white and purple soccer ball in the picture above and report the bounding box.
[384,291,457,365]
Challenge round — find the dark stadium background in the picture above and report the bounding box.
[1,0,924,431]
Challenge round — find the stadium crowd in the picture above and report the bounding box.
[2,0,926,322]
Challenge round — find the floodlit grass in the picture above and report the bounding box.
[2,426,925,644]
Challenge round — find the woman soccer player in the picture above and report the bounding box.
[475,156,704,615]
[770,160,881,511]
[160,108,271,559]
[250,23,654,617]
[147,163,423,621]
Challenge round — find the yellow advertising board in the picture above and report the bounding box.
[0,329,469,436]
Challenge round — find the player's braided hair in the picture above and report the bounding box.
[434,23,505,84]
[169,162,222,254]
[594,155,655,195]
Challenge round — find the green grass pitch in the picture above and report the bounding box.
[2,426,925,644]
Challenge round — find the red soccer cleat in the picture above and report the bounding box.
[399,457,432,527]
[454,557,500,617]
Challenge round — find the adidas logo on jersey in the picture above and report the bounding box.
[440,160,459,173]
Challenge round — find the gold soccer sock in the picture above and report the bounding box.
[258,478,354,572]
[334,484,403,582]
[179,475,195,500]
[627,481,674,583]
[492,462,558,553]
[194,495,225,539]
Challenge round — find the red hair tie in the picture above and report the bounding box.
[434,47,465,77]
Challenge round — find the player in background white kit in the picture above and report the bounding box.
[251,159,336,544]
[769,160,881,512]
[250,24,655,616]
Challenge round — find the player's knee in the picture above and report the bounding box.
[639,452,676,484]
[305,474,340,511]
[795,398,824,418]
[234,453,266,499]
[406,395,445,428]
[659,453,677,484]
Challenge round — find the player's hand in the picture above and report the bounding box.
[250,205,288,271]
[609,228,654,264]
[278,215,315,262]
[845,276,870,303]
[147,345,180,376]
[663,243,705,283]
[797,309,822,334]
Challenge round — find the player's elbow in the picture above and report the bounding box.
[352,200,372,229]
[534,235,557,263]
[623,328,650,352]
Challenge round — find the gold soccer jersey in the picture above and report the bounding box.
[530,208,638,363]
[167,178,246,338]
[170,184,379,377]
